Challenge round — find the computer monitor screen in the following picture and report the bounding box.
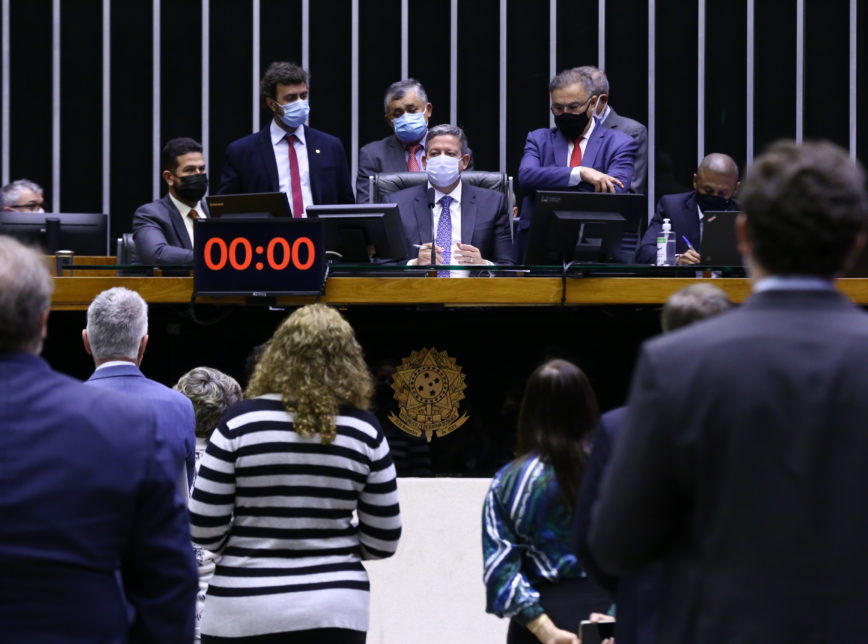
[206,192,292,219]
[700,210,743,266]
[524,191,646,264]
[0,212,109,255]
[306,203,409,262]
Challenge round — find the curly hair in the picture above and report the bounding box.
[174,367,243,438]
[246,304,373,444]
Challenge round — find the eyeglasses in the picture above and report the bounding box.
[8,201,44,212]
[550,96,594,116]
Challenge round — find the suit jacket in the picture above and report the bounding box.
[133,193,210,265]
[86,363,197,486]
[634,192,740,264]
[390,180,514,265]
[217,123,354,209]
[590,288,868,643]
[515,123,637,260]
[573,407,662,644]
[602,107,648,195]
[0,351,196,642]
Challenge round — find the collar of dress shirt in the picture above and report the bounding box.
[430,179,463,206]
[753,276,835,292]
[271,119,306,146]
[168,192,202,218]
[95,359,136,370]
[403,131,428,150]
[597,105,612,124]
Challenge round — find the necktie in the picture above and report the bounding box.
[187,208,199,244]
[407,143,421,172]
[435,195,453,277]
[285,134,304,218]
[569,137,583,167]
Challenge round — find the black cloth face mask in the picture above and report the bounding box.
[174,173,209,203]
[554,111,589,141]
[695,192,732,212]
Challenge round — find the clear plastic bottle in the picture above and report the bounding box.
[656,218,676,266]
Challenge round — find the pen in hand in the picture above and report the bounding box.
[681,235,696,251]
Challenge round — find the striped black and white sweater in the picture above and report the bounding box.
[189,394,401,638]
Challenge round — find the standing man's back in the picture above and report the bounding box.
[0,235,197,642]
[590,140,868,643]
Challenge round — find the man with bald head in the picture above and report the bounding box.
[635,153,740,264]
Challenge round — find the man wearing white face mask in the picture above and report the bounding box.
[217,61,354,214]
[390,124,513,273]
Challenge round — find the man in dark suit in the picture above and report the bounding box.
[0,235,197,642]
[82,286,197,487]
[635,153,741,264]
[516,67,637,260]
[133,137,209,265]
[590,140,868,643]
[217,61,354,212]
[389,124,513,268]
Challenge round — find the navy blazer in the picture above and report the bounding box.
[133,193,210,265]
[0,352,196,642]
[591,288,868,642]
[217,123,354,209]
[389,181,514,265]
[86,363,197,486]
[635,191,740,264]
[515,122,637,260]
[357,134,410,204]
[602,107,648,195]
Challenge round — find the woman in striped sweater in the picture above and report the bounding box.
[189,304,401,644]
[483,359,611,644]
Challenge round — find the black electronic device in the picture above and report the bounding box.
[700,210,743,265]
[523,191,645,264]
[306,203,409,263]
[579,620,615,644]
[206,192,293,219]
[0,211,110,255]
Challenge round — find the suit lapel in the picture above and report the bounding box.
[386,136,407,169]
[257,126,280,192]
[413,187,435,244]
[304,125,322,203]
[582,124,604,170]
[552,128,569,167]
[460,182,477,244]
[684,193,702,248]
[163,195,193,249]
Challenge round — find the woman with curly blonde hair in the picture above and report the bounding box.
[190,304,402,644]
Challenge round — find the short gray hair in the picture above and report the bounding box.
[174,367,243,437]
[549,67,594,95]
[86,287,148,361]
[573,66,609,96]
[2,179,43,208]
[0,235,54,352]
[661,283,733,332]
[383,78,428,112]
[425,124,470,156]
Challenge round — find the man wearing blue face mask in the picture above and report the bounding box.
[635,153,741,265]
[389,124,513,271]
[217,61,354,214]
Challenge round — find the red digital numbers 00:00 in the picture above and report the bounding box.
[203,236,316,271]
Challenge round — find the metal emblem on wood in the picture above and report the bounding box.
[388,348,470,442]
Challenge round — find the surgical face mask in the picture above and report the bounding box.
[696,192,732,212]
[174,173,209,202]
[426,154,461,188]
[393,112,428,143]
[277,99,310,129]
[554,111,590,141]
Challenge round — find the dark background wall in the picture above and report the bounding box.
[2,0,865,239]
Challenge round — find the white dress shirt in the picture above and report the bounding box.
[169,193,204,246]
[566,116,596,186]
[270,119,314,216]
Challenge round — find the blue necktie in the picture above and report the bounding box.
[435,195,453,277]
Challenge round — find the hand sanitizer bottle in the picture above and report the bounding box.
[656,218,676,266]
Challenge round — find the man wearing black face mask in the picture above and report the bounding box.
[515,67,638,262]
[635,153,740,265]
[133,137,209,265]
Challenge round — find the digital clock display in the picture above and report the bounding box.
[193,218,326,296]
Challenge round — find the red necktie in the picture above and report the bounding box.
[286,134,304,218]
[569,137,583,167]
[407,143,421,172]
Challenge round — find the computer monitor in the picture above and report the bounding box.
[206,192,292,219]
[700,210,743,265]
[306,203,409,262]
[0,212,110,255]
[523,191,646,264]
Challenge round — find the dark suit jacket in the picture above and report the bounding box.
[635,191,740,264]
[390,181,514,265]
[602,107,648,195]
[515,123,637,260]
[86,363,197,486]
[573,407,662,644]
[132,193,209,265]
[590,288,868,643]
[0,351,196,642]
[217,123,354,209]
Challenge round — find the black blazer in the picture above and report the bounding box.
[389,181,514,265]
[133,193,210,265]
[590,288,868,643]
[217,124,354,208]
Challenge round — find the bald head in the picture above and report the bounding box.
[694,153,740,201]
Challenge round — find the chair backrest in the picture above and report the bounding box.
[371,171,515,239]
[116,232,153,276]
